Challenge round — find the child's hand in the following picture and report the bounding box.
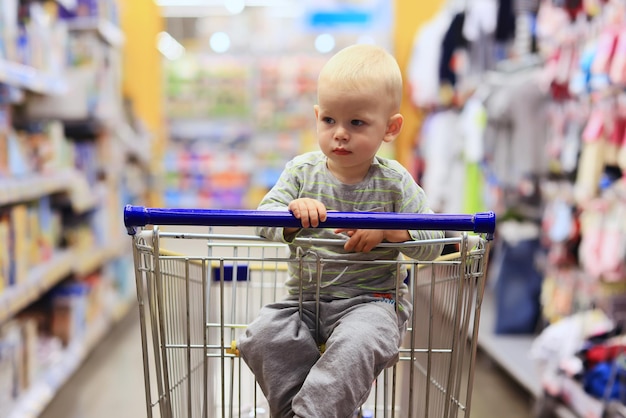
[334,229,384,253]
[288,198,327,229]
[334,229,411,252]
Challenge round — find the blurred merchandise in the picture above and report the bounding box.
[0,0,147,416]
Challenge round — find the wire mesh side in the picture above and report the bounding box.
[132,229,490,418]
[394,239,489,418]
[132,231,166,418]
[203,244,291,418]
[134,231,293,418]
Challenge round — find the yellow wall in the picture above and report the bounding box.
[393,0,443,171]
[119,0,165,205]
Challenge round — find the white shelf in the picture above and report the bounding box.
[113,122,152,167]
[478,291,569,417]
[477,290,542,397]
[0,239,129,325]
[6,298,134,418]
[0,60,67,96]
[477,291,619,418]
[66,17,125,47]
[1,171,70,206]
[64,173,99,214]
[0,169,97,211]
[74,239,128,277]
[0,250,74,324]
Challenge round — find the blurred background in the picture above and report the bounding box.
[2,0,626,417]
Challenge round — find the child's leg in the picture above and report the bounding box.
[292,296,405,418]
[238,300,320,418]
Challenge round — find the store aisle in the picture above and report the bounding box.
[40,306,536,418]
[40,309,147,418]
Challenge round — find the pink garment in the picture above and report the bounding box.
[591,27,619,75]
[600,229,626,282]
[610,29,626,84]
[579,224,605,280]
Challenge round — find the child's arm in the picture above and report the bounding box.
[332,229,409,253]
[332,227,443,257]
[333,166,444,258]
[397,167,445,260]
[337,218,442,258]
[256,162,327,242]
[256,165,299,242]
[403,225,445,261]
[258,197,327,242]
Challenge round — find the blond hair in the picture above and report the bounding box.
[318,44,403,112]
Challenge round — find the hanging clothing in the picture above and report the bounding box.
[482,69,550,220]
[463,0,499,74]
[494,236,544,334]
[495,0,516,41]
[461,96,488,213]
[407,11,453,108]
[439,12,468,88]
[419,110,466,214]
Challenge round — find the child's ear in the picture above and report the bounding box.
[383,114,404,142]
[314,105,320,120]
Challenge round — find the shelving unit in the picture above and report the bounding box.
[6,297,133,418]
[73,238,128,277]
[110,122,152,168]
[477,291,542,397]
[1,171,73,207]
[66,16,125,47]
[0,250,73,325]
[0,1,152,416]
[0,60,67,96]
[478,291,622,418]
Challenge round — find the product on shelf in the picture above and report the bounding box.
[524,1,626,415]
[162,53,327,209]
[0,260,131,411]
[0,0,149,415]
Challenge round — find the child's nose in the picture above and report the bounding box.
[334,125,349,141]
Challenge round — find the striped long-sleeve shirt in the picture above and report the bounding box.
[257,151,444,300]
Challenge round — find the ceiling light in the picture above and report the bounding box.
[157,31,186,60]
[315,34,335,54]
[210,32,231,53]
[225,0,245,14]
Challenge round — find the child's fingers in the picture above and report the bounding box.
[289,199,326,228]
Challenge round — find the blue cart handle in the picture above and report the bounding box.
[124,205,495,236]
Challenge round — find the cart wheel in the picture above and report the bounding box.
[533,395,559,418]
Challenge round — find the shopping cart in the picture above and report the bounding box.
[124,205,496,418]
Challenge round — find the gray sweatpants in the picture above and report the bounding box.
[237,294,411,418]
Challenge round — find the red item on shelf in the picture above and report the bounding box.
[585,344,626,368]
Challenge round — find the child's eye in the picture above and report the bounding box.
[322,117,335,124]
[351,120,365,126]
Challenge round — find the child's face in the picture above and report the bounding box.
[314,78,400,182]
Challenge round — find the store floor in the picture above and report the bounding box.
[39,306,536,418]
